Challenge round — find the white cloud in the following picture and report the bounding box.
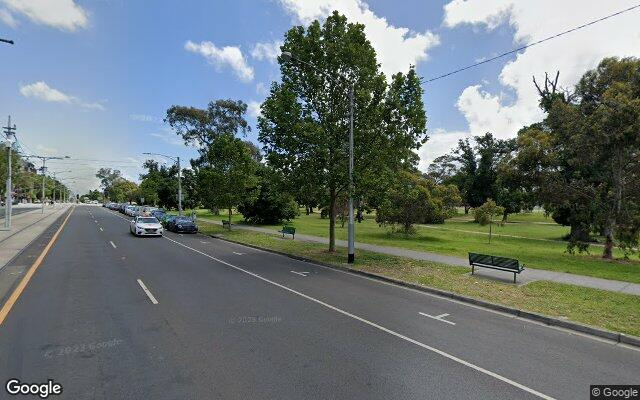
[417,129,470,171]
[20,81,74,103]
[19,81,106,111]
[0,8,17,27]
[278,0,440,78]
[443,0,513,30]
[256,82,269,96]
[1,0,88,31]
[185,40,254,82]
[437,0,640,143]
[251,41,283,63]
[247,101,262,118]
[36,144,58,155]
[81,101,106,111]
[130,114,162,123]
[150,132,183,146]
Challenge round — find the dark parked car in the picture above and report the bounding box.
[165,216,198,233]
[151,209,167,221]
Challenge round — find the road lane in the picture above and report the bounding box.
[97,206,640,400]
[1,206,637,399]
[94,207,542,399]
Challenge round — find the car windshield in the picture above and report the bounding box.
[175,218,192,222]
[138,217,159,224]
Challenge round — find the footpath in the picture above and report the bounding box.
[201,218,640,296]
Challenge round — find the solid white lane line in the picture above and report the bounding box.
[161,235,554,400]
[110,241,116,249]
[419,312,456,326]
[137,279,159,304]
[290,271,309,276]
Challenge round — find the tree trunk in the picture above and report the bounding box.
[602,219,615,259]
[464,205,470,215]
[489,222,492,244]
[228,207,232,229]
[602,152,623,260]
[501,209,508,223]
[328,191,336,252]
[570,224,590,242]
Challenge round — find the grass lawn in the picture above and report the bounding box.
[198,222,640,338]
[189,208,640,283]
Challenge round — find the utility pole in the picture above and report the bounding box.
[24,155,70,213]
[50,170,71,206]
[347,83,355,263]
[3,116,16,230]
[177,156,182,216]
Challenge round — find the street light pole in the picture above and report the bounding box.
[23,155,69,213]
[347,83,355,263]
[142,152,183,216]
[281,51,356,263]
[3,116,16,230]
[177,156,182,216]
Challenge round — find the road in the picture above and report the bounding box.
[0,206,638,399]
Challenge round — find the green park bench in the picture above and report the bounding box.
[222,220,231,229]
[278,226,296,239]
[468,252,524,283]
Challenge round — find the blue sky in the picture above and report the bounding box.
[1,0,637,193]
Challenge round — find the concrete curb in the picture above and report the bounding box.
[210,233,640,349]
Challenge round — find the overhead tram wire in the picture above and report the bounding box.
[423,3,640,84]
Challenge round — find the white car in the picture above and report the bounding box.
[130,216,163,236]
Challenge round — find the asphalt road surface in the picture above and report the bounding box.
[0,206,638,399]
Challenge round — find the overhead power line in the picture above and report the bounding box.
[423,3,640,84]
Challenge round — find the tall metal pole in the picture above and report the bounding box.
[3,116,16,230]
[347,84,355,263]
[177,156,182,216]
[41,160,46,214]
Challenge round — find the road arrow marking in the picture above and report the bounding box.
[419,312,456,326]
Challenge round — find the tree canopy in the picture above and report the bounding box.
[259,11,428,251]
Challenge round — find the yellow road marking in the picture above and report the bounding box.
[0,206,75,326]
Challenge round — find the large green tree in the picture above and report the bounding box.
[96,168,122,196]
[105,178,139,203]
[376,171,461,234]
[258,12,428,252]
[197,134,259,223]
[138,160,180,209]
[539,57,640,258]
